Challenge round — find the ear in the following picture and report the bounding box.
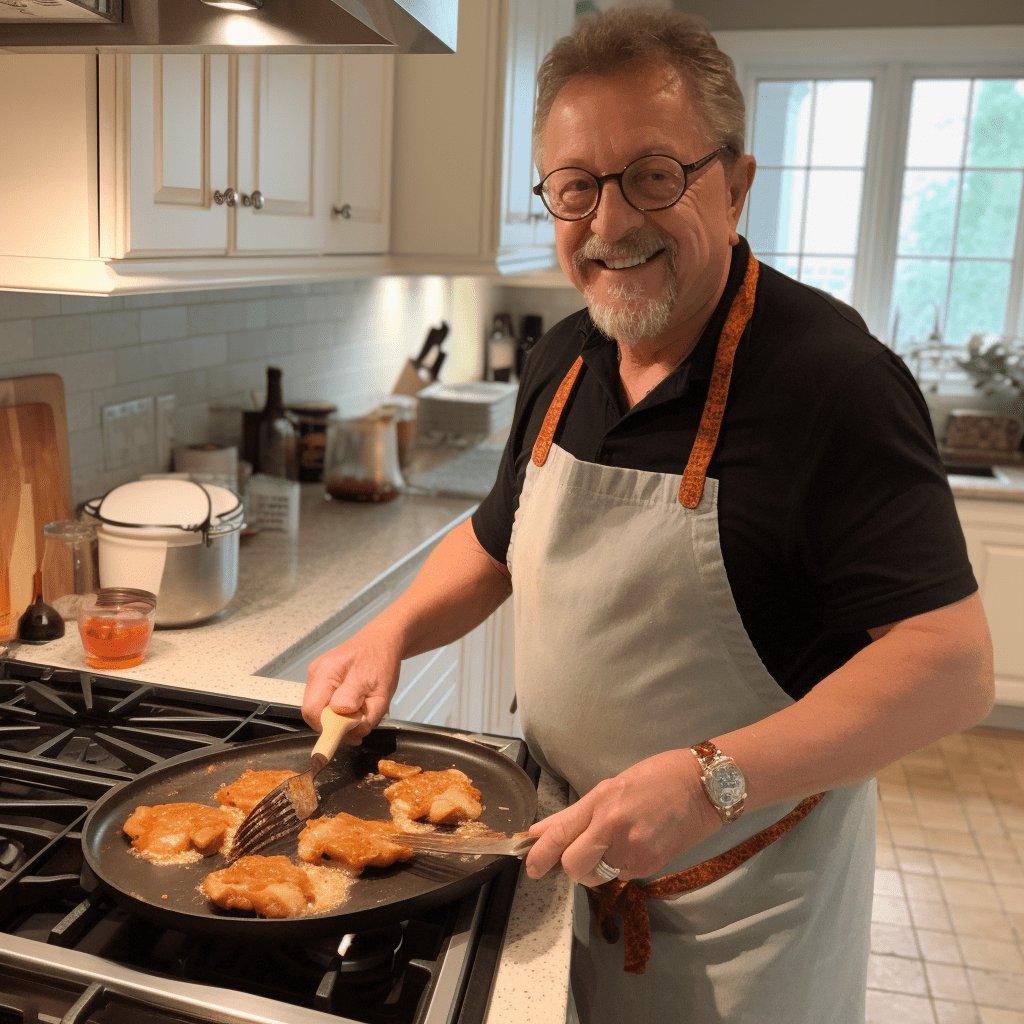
[725,155,756,246]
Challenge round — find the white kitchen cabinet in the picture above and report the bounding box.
[104,52,393,259]
[390,0,574,276]
[0,51,393,291]
[956,498,1024,706]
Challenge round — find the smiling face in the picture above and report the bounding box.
[542,66,754,354]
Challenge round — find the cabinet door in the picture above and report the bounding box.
[458,597,520,737]
[498,0,544,252]
[326,54,394,254]
[957,500,1024,706]
[109,54,230,258]
[234,54,333,255]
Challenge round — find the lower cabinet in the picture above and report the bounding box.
[956,497,1024,706]
[273,550,519,736]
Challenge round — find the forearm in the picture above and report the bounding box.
[716,592,995,811]
[366,518,512,658]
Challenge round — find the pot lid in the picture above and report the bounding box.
[98,479,211,529]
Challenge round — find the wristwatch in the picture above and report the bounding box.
[690,741,747,823]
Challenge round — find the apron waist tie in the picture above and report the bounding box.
[594,792,826,974]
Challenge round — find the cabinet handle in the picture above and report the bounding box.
[214,188,239,207]
[332,204,352,220]
[529,211,550,222]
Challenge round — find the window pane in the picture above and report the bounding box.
[967,79,1024,168]
[745,167,806,253]
[956,170,1023,258]
[890,258,949,348]
[945,260,1013,346]
[759,254,800,281]
[752,81,811,166]
[803,170,863,254]
[897,170,958,256]
[799,257,856,303]
[809,81,873,166]
[905,80,970,167]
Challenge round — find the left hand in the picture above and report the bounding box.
[524,749,723,887]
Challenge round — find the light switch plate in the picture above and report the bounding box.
[102,397,154,471]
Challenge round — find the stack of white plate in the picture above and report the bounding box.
[416,381,519,437]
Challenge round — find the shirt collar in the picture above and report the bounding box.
[577,236,751,407]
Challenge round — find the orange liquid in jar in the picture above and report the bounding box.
[78,613,153,669]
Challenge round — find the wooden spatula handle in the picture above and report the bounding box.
[312,707,362,761]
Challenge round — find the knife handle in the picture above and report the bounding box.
[313,707,362,760]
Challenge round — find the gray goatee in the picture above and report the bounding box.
[573,228,678,346]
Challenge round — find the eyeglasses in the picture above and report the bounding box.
[532,147,732,222]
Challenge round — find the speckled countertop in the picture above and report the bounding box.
[947,466,1024,501]
[8,480,574,1024]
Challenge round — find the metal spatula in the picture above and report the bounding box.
[226,707,362,861]
[398,831,538,858]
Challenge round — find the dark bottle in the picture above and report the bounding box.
[256,367,298,480]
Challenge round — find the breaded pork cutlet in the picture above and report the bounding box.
[297,812,415,874]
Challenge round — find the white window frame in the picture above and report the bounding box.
[718,25,1024,349]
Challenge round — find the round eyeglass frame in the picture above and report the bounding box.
[532,146,734,222]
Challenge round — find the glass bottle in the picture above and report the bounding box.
[256,367,298,480]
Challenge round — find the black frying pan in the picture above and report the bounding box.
[81,725,537,940]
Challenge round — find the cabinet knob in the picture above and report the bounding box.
[332,204,352,220]
[250,190,265,210]
[214,188,239,207]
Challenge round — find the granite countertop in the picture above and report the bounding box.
[947,465,1024,502]
[8,473,574,1024]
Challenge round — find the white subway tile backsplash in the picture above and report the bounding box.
[33,314,91,358]
[90,310,142,351]
[2,276,496,505]
[140,305,189,344]
[0,319,32,364]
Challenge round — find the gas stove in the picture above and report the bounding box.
[0,657,538,1024]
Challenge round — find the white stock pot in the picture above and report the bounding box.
[83,478,245,627]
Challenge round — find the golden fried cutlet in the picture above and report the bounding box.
[383,768,482,825]
[215,769,298,814]
[123,803,240,863]
[297,813,414,874]
[378,759,422,780]
[202,855,316,918]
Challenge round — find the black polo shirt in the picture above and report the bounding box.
[472,238,977,701]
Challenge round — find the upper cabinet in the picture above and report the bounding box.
[103,52,393,259]
[390,0,574,276]
[0,50,393,293]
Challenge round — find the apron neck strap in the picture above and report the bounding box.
[678,254,759,508]
[530,254,761,495]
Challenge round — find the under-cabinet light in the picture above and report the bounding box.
[199,0,264,10]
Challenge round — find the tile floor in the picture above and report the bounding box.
[870,727,1024,1023]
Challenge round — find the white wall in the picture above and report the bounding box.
[0,276,492,507]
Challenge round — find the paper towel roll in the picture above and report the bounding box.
[173,444,238,488]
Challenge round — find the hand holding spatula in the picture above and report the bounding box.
[227,707,362,861]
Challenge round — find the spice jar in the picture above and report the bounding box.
[286,400,338,482]
[323,411,404,502]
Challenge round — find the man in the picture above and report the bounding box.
[303,9,993,1021]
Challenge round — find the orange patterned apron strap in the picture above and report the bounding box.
[678,255,760,509]
[595,791,825,975]
[532,355,584,466]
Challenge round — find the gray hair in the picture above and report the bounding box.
[533,7,746,176]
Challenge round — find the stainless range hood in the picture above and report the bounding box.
[0,0,458,53]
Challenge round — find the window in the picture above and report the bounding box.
[745,79,873,305]
[729,28,1024,352]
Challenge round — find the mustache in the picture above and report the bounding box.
[571,227,677,273]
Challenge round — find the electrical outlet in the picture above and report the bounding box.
[156,394,176,471]
[102,397,155,471]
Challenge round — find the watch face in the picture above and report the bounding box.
[708,762,745,808]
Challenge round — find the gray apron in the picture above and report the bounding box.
[507,257,876,1023]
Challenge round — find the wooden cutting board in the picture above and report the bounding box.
[0,376,73,639]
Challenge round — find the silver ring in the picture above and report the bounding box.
[594,858,621,881]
